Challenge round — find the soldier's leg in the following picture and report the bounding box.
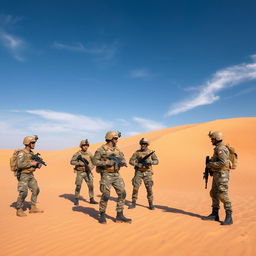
[143,172,154,210]
[113,175,131,223]
[202,173,219,221]
[74,171,83,205]
[99,173,111,213]
[28,175,43,213]
[84,173,98,204]
[16,173,29,211]
[131,171,143,201]
[218,170,233,225]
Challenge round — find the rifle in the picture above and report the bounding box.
[77,155,91,180]
[137,151,155,168]
[203,156,211,189]
[107,154,127,170]
[31,153,47,167]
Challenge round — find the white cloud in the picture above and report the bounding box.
[167,58,256,116]
[130,68,151,78]
[0,15,26,61]
[24,110,113,132]
[133,116,166,130]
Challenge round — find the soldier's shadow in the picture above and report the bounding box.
[59,193,88,204]
[155,205,204,219]
[72,206,116,222]
[10,201,31,211]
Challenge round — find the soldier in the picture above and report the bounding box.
[202,131,233,225]
[70,139,98,205]
[16,136,44,217]
[93,131,131,224]
[128,138,159,210]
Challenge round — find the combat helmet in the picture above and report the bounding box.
[80,139,89,147]
[23,136,37,145]
[105,131,121,141]
[208,131,224,141]
[139,138,150,145]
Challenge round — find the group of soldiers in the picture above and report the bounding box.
[13,130,234,225]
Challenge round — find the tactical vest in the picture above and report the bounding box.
[97,145,123,173]
[19,150,37,173]
[75,151,93,171]
[212,144,231,170]
[136,150,154,171]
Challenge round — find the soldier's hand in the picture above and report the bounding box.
[135,163,143,168]
[37,163,42,169]
[32,161,39,167]
[78,160,85,166]
[105,160,115,166]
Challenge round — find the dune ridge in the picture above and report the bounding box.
[0,117,256,256]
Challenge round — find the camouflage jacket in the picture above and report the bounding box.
[70,150,94,172]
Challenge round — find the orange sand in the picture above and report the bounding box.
[0,117,256,256]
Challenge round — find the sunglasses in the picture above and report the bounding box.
[81,144,89,146]
[30,142,36,144]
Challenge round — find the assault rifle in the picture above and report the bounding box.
[107,154,127,170]
[203,156,211,189]
[31,153,47,167]
[137,151,155,168]
[77,155,91,180]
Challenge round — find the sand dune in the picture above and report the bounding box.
[0,117,256,256]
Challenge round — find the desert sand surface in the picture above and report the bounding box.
[0,117,256,256]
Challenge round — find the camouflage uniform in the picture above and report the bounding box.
[70,150,95,200]
[129,149,159,203]
[93,144,127,213]
[16,150,40,209]
[207,142,232,211]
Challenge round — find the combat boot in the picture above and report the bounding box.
[89,198,98,204]
[221,210,233,225]
[16,208,27,217]
[29,205,44,213]
[98,212,107,224]
[116,211,132,223]
[148,201,155,210]
[202,207,219,221]
[128,200,136,209]
[74,198,79,206]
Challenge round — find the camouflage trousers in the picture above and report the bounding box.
[99,172,126,213]
[75,171,94,199]
[16,172,40,209]
[210,170,232,211]
[131,170,154,202]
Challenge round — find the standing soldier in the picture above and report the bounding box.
[93,131,131,224]
[15,136,44,217]
[128,138,159,210]
[70,139,98,205]
[202,131,233,225]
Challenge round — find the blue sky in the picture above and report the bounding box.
[1,0,256,150]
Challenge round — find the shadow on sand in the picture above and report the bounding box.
[10,201,31,211]
[59,193,88,204]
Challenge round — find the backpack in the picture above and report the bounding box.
[226,144,238,169]
[10,149,23,174]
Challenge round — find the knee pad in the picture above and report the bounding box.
[121,191,126,199]
[102,193,110,202]
[75,185,81,192]
[21,191,28,199]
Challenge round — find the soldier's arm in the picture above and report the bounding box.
[151,152,159,165]
[17,152,34,169]
[119,151,127,166]
[89,152,95,170]
[92,149,107,167]
[208,148,229,169]
[129,152,137,166]
[70,152,81,166]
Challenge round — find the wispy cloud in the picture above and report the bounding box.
[125,131,140,136]
[130,68,151,79]
[52,40,118,61]
[0,14,26,61]
[133,117,166,130]
[24,109,113,132]
[167,56,256,116]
